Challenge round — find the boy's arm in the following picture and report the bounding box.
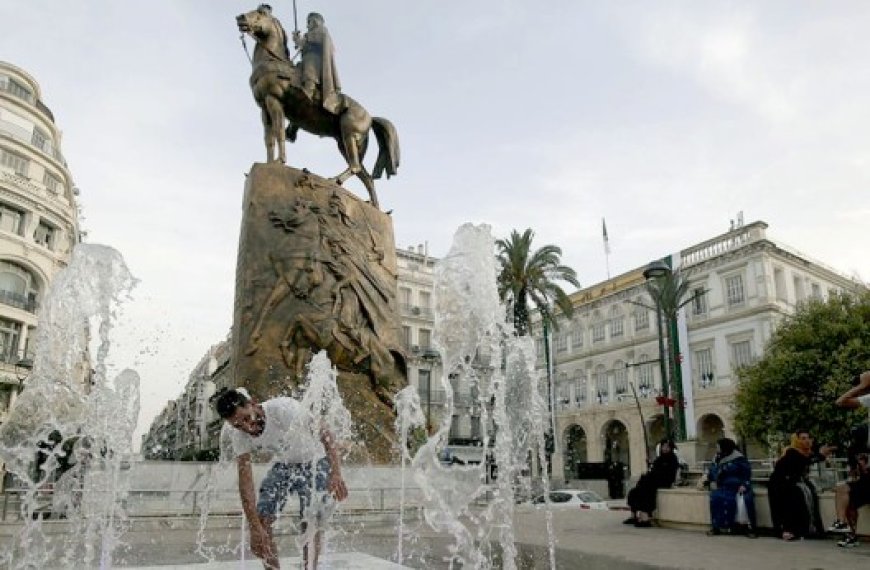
[320,427,348,501]
[835,372,870,408]
[237,453,263,527]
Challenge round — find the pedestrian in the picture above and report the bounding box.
[767,429,834,540]
[624,438,680,528]
[828,371,870,548]
[705,437,758,538]
[215,388,348,569]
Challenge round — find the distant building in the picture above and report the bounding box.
[539,221,863,481]
[0,62,81,424]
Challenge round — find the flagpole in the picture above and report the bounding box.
[602,218,611,279]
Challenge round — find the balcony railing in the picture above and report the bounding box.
[0,118,66,165]
[0,289,37,313]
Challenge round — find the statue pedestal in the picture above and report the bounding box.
[231,163,406,464]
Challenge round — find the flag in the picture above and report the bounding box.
[602,218,611,255]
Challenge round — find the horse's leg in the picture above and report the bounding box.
[264,95,286,163]
[333,130,379,208]
[261,107,275,163]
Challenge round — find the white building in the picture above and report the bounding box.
[0,62,80,423]
[540,220,862,482]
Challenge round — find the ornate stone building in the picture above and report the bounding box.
[0,62,80,426]
[541,221,862,482]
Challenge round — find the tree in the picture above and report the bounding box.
[643,266,696,440]
[734,290,870,449]
[495,228,580,336]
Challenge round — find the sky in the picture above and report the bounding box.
[2,1,869,445]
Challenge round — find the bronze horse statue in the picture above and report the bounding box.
[236,6,400,209]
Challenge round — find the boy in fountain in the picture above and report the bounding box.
[215,388,348,569]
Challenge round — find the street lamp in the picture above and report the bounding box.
[14,357,33,393]
[643,260,673,440]
[421,348,440,433]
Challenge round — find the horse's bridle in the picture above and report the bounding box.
[239,16,300,65]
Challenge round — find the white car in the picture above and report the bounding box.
[529,489,610,511]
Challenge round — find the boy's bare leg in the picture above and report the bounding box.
[834,483,850,523]
[260,515,280,570]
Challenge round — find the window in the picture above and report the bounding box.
[0,204,23,235]
[31,127,49,152]
[592,322,605,343]
[419,329,431,350]
[793,276,805,302]
[811,283,822,300]
[692,287,707,315]
[574,370,587,404]
[595,368,608,404]
[636,359,653,391]
[571,323,583,348]
[610,317,624,338]
[419,291,431,310]
[2,77,33,102]
[634,308,649,331]
[0,148,29,176]
[418,368,431,398]
[401,325,411,348]
[34,222,55,249]
[470,416,481,440]
[695,348,713,387]
[774,268,787,301]
[725,274,745,307]
[554,332,567,353]
[0,318,21,363]
[614,366,628,396]
[449,415,460,439]
[731,340,753,368]
[42,171,61,194]
[399,287,411,307]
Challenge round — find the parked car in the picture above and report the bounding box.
[529,489,609,510]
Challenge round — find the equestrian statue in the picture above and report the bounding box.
[236,4,400,209]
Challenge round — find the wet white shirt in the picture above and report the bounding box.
[221,397,324,464]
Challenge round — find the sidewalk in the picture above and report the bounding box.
[512,508,870,569]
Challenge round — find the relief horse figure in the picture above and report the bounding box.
[237,5,400,209]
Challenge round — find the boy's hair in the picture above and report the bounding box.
[213,388,251,419]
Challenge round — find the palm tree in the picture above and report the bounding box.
[644,265,698,440]
[496,228,581,336]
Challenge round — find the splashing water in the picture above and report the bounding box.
[409,223,553,569]
[0,244,139,569]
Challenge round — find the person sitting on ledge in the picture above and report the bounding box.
[624,438,680,528]
[704,437,758,538]
[768,429,834,541]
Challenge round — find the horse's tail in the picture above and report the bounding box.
[371,117,400,180]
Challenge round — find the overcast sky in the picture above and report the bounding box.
[3,1,869,444]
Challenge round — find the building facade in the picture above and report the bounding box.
[0,62,80,425]
[541,221,862,481]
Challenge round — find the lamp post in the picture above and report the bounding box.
[643,261,672,440]
[421,348,440,434]
[14,357,33,394]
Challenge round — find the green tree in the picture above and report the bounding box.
[495,228,580,335]
[734,291,870,449]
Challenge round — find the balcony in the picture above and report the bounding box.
[400,304,433,318]
[0,118,66,165]
[0,289,37,313]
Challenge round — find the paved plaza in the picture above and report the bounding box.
[5,508,870,569]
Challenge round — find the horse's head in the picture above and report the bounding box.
[236,5,279,40]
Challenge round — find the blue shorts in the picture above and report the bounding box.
[257,457,332,518]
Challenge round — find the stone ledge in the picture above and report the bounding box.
[656,487,870,536]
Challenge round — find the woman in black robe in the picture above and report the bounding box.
[768,429,834,540]
[625,439,680,527]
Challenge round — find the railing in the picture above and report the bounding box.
[0,485,437,522]
[0,289,37,313]
[680,223,765,268]
[696,457,852,490]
